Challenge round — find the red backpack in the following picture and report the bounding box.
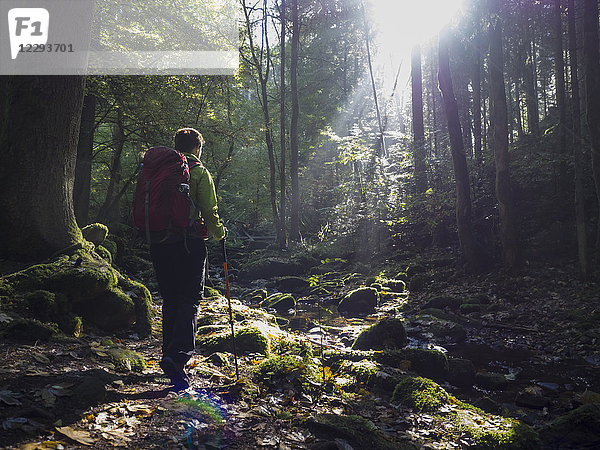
[132,147,200,243]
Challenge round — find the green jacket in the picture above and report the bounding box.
[184,153,226,240]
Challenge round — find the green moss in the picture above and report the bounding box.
[197,324,228,335]
[322,349,375,371]
[376,348,448,380]
[391,376,451,412]
[102,345,147,372]
[119,277,153,338]
[101,238,118,261]
[240,288,267,302]
[272,337,314,359]
[95,245,112,265]
[338,287,379,314]
[81,223,109,246]
[261,293,296,312]
[45,261,118,302]
[76,287,135,332]
[196,326,270,355]
[540,404,600,448]
[1,318,58,342]
[204,286,223,298]
[252,354,315,392]
[352,317,407,350]
[455,409,540,449]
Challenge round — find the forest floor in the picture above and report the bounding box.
[1,245,600,449]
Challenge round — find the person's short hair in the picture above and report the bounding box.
[174,128,205,153]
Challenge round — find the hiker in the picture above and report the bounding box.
[150,128,226,390]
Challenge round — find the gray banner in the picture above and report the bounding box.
[0,0,238,75]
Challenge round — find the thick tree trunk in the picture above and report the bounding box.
[473,33,483,163]
[583,0,600,255]
[569,0,588,278]
[279,0,287,248]
[0,76,85,261]
[522,10,539,135]
[74,94,96,227]
[438,31,481,270]
[412,45,428,194]
[553,0,567,195]
[488,7,520,270]
[289,0,300,241]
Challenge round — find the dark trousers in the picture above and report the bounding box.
[150,238,206,370]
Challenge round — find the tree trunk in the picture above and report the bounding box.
[74,94,96,227]
[243,0,281,242]
[583,0,600,255]
[488,5,520,270]
[522,10,539,135]
[412,45,428,194]
[569,0,588,278]
[473,33,483,162]
[553,0,567,196]
[289,0,300,241]
[279,0,287,248]
[97,108,125,227]
[438,30,481,270]
[0,76,85,261]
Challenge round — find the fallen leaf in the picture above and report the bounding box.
[32,353,50,364]
[0,390,22,406]
[55,426,97,446]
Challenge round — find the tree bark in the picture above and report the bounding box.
[289,0,300,241]
[583,0,600,255]
[74,94,96,227]
[553,0,567,195]
[412,44,428,194]
[473,31,483,163]
[279,0,287,248]
[569,0,588,278]
[438,30,481,270]
[488,4,520,270]
[522,7,539,135]
[0,76,85,261]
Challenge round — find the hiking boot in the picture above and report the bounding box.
[160,356,189,391]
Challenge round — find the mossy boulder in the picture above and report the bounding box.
[448,358,476,387]
[1,318,58,342]
[101,238,118,261]
[81,223,109,246]
[204,286,223,299]
[540,404,600,448]
[305,414,412,450]
[392,376,451,412]
[240,288,267,303]
[352,317,407,350]
[252,354,314,393]
[119,277,153,338]
[25,290,81,335]
[92,342,146,372]
[460,303,487,314]
[261,293,296,313]
[238,257,305,280]
[196,326,270,355]
[76,287,135,332]
[423,295,463,310]
[475,371,509,390]
[429,319,467,342]
[46,263,119,302]
[275,276,309,294]
[338,287,379,315]
[377,348,448,381]
[381,278,406,292]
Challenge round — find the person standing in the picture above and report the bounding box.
[151,127,226,390]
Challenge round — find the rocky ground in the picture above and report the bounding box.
[1,244,600,449]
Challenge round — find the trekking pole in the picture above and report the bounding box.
[221,238,239,380]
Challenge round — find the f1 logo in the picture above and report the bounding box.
[8,8,49,60]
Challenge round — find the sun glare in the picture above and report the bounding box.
[368,0,465,54]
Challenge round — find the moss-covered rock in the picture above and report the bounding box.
[238,257,305,280]
[81,223,109,246]
[448,358,476,387]
[91,342,146,372]
[381,278,406,292]
[352,317,407,350]
[204,286,223,299]
[1,318,58,342]
[475,371,508,390]
[118,277,153,338]
[454,409,539,449]
[540,404,600,449]
[460,303,487,314]
[252,354,315,393]
[240,288,267,303]
[261,293,296,313]
[196,326,270,355]
[25,290,82,335]
[423,295,463,310]
[101,238,118,261]
[391,376,451,412]
[429,319,467,342]
[275,276,309,294]
[305,414,412,450]
[77,287,135,332]
[338,287,379,315]
[46,263,119,302]
[377,348,448,380]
